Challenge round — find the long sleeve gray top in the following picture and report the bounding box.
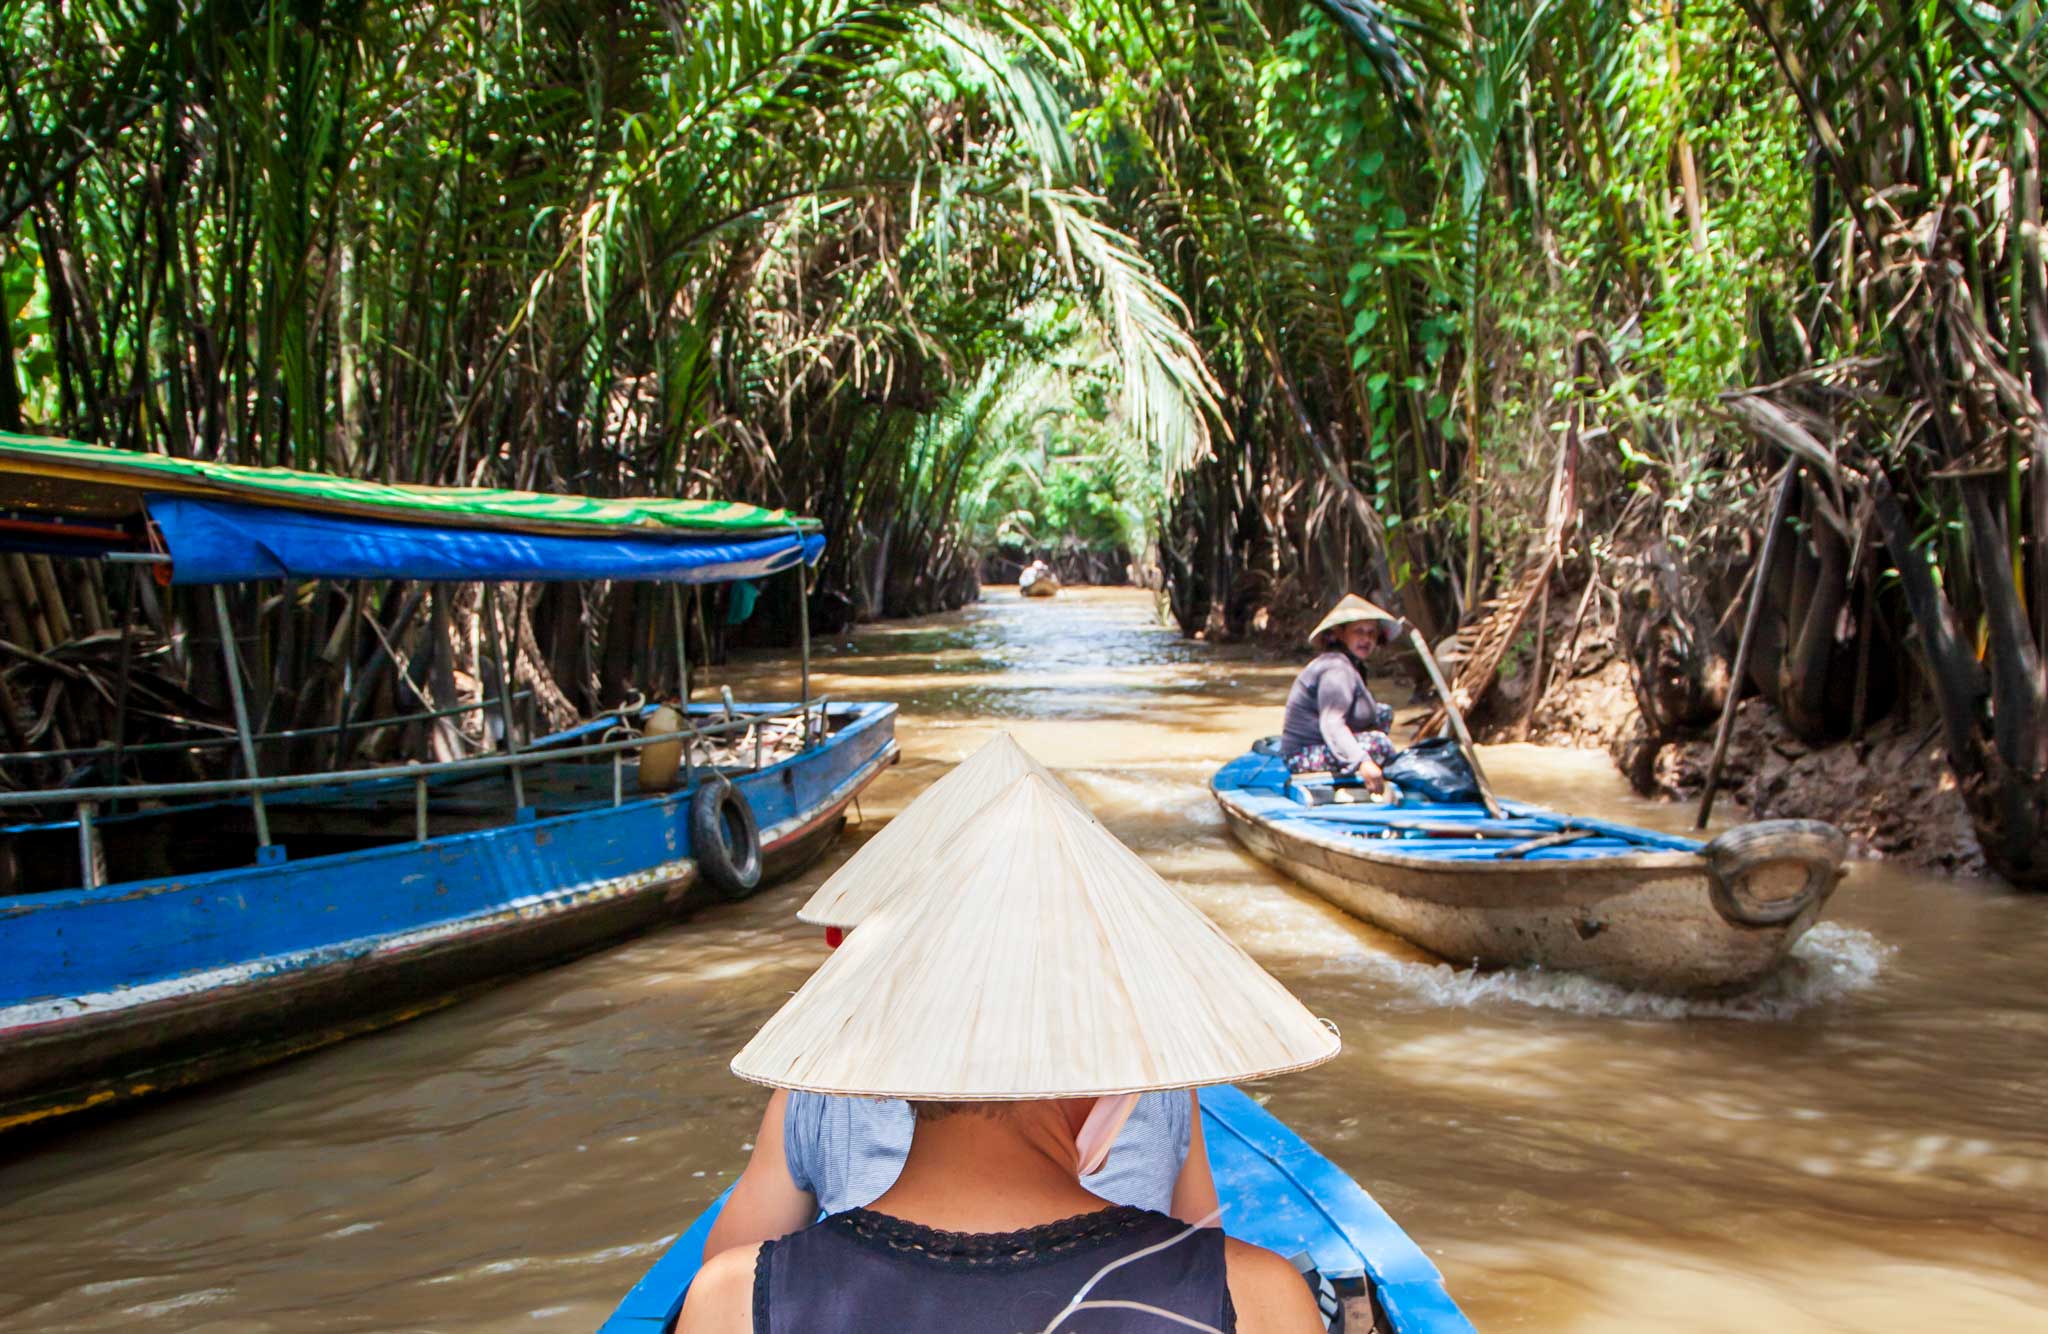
[1279,651,1392,769]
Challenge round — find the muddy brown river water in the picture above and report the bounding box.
[2,588,2044,1332]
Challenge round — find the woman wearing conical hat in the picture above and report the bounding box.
[1280,594,1404,789]
[702,735,1218,1263]
[677,775,1335,1334]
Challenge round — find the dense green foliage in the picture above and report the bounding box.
[2,0,2043,880]
[0,0,1213,618]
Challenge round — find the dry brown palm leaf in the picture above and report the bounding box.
[1411,549,1558,741]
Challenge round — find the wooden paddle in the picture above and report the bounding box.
[1402,624,1508,821]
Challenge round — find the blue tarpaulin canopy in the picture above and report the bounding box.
[146,495,825,585]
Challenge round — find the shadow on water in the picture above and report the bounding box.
[1,588,2044,1332]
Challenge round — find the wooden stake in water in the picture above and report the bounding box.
[1698,465,1799,829]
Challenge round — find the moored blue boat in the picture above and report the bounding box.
[0,437,897,1133]
[599,1085,1473,1333]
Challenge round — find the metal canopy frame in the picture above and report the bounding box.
[7,492,825,892]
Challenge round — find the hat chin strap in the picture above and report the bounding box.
[1075,1093,1140,1176]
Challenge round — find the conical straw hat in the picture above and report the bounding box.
[735,774,1340,1099]
[1307,593,1401,646]
[797,731,1094,928]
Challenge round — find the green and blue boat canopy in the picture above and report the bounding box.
[0,434,822,584]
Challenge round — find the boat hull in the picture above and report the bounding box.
[0,702,897,1134]
[598,1085,1471,1333]
[1213,751,1843,995]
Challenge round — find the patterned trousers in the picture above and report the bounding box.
[1285,729,1399,775]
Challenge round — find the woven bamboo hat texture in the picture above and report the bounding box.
[1307,593,1401,647]
[797,731,1093,929]
[734,773,1340,1099]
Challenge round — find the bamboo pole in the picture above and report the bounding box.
[78,560,107,635]
[6,554,56,649]
[684,586,700,709]
[332,581,363,767]
[212,585,271,849]
[482,583,525,813]
[797,556,812,747]
[1697,465,1801,829]
[77,799,103,889]
[28,556,73,645]
[110,568,139,789]
[0,553,38,648]
[1406,625,1506,820]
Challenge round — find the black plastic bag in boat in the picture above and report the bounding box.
[1384,736,1481,803]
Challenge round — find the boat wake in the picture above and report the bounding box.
[1329,922,1892,1021]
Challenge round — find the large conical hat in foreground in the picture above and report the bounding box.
[1307,593,1402,646]
[735,774,1340,1099]
[797,731,1093,928]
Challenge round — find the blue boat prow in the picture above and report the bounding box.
[1202,1088,1471,1331]
[603,1185,734,1333]
[598,1085,1472,1333]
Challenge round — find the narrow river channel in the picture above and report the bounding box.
[2,588,2043,1332]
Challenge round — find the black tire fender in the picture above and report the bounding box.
[1704,819,1846,928]
[691,776,762,900]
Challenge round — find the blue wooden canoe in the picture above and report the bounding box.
[0,701,897,1134]
[599,1085,1472,1333]
[1213,748,1846,995]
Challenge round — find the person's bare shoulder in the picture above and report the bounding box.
[1222,1238,1324,1334]
[674,1242,762,1334]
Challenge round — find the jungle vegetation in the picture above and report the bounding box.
[1,0,2042,885]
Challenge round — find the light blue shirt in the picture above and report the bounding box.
[782,1090,1195,1216]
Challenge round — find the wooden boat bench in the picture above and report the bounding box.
[1285,772,1390,807]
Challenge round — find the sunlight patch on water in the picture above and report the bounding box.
[323,1221,379,1239]
[1448,1233,2048,1334]
[673,956,783,983]
[1066,768,1226,825]
[123,1289,230,1318]
[76,1278,154,1297]
[425,1234,680,1286]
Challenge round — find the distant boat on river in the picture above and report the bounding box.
[1019,559,1060,597]
[1213,743,1847,995]
[0,436,897,1134]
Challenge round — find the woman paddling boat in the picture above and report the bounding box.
[1281,595,1405,791]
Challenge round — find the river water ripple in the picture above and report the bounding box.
[1,589,2043,1331]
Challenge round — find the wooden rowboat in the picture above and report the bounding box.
[1019,561,1061,597]
[599,1085,1474,1333]
[1213,747,1847,996]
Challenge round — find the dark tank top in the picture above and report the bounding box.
[750,1205,1235,1333]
